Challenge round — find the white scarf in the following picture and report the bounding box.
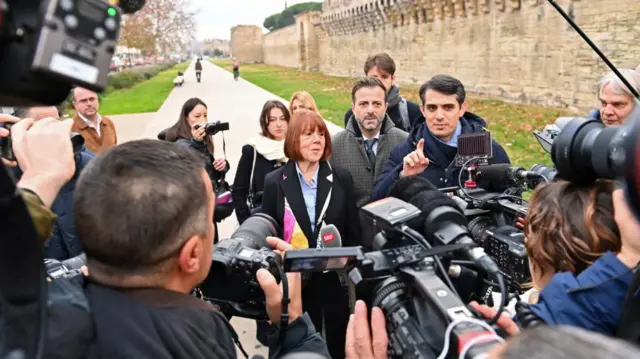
[247,135,288,162]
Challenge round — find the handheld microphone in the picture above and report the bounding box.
[320,224,342,248]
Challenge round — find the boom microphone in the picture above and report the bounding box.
[476,164,543,188]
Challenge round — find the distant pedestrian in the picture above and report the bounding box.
[195,59,203,82]
[232,57,240,81]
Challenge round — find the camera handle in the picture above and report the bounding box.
[546,0,639,99]
[267,257,291,330]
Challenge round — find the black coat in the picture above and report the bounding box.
[262,160,361,247]
[231,144,285,224]
[261,160,360,359]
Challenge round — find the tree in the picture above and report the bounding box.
[118,0,196,55]
[213,49,223,57]
[263,2,322,31]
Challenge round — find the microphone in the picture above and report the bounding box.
[407,190,501,276]
[476,164,543,188]
[320,224,342,248]
[113,0,147,14]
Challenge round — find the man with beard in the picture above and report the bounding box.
[343,53,421,132]
[71,87,118,154]
[588,69,640,126]
[331,77,408,251]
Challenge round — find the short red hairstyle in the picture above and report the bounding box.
[284,109,332,161]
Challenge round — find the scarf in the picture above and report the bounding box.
[386,84,402,107]
[246,135,288,162]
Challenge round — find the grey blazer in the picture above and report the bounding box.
[330,115,408,249]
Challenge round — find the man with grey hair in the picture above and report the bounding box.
[588,68,640,126]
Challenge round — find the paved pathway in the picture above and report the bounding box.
[114,60,343,358]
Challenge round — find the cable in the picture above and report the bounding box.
[487,274,508,326]
[436,317,498,359]
[402,227,460,299]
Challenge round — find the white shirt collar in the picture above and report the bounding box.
[78,113,102,136]
[362,132,380,142]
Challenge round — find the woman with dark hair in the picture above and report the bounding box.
[165,98,230,240]
[522,180,621,301]
[262,109,360,359]
[231,100,290,224]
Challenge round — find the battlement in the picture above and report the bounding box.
[320,0,535,35]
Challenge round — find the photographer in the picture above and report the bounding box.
[44,140,329,358]
[587,69,640,126]
[472,185,640,337]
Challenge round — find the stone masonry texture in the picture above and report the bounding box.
[231,0,640,110]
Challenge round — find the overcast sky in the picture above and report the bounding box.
[192,0,322,41]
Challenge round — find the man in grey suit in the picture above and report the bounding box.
[331,77,408,250]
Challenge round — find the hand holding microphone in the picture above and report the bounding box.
[401,139,429,178]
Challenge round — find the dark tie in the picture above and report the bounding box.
[364,138,378,171]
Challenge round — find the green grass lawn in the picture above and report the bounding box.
[100,62,189,115]
[214,59,575,169]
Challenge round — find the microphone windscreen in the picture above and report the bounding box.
[115,0,147,14]
[409,190,461,219]
[320,224,342,248]
[387,176,438,202]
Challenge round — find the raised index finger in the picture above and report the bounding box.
[416,138,425,152]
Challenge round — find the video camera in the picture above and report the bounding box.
[0,0,146,106]
[282,196,506,358]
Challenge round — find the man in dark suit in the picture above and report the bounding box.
[372,75,511,200]
[331,77,408,251]
[343,53,421,132]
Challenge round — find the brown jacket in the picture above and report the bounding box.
[71,114,117,153]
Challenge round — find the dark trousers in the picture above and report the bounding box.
[303,271,350,359]
[196,71,202,82]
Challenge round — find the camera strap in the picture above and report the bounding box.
[247,146,257,209]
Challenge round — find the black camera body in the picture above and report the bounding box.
[468,218,530,291]
[198,213,282,319]
[195,121,230,136]
[44,253,86,280]
[0,0,124,106]
[1,122,86,161]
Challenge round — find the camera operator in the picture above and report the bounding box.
[46,140,329,358]
[10,107,95,260]
[371,75,510,200]
[520,180,621,304]
[472,185,640,337]
[587,69,640,126]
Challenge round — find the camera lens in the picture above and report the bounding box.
[551,117,626,184]
[230,213,280,250]
[623,103,640,221]
[528,164,557,182]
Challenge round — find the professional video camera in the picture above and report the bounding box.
[197,213,283,320]
[195,121,230,136]
[283,195,506,358]
[0,0,146,106]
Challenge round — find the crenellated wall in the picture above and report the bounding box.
[315,0,640,109]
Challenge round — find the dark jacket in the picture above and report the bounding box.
[371,113,511,201]
[195,61,202,71]
[41,278,330,358]
[344,99,421,132]
[530,252,633,336]
[262,161,361,247]
[232,144,285,224]
[261,161,360,359]
[11,148,94,260]
[46,149,94,260]
[330,115,408,250]
[176,138,229,185]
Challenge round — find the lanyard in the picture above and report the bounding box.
[314,162,333,248]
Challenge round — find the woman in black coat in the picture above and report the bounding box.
[232,100,290,224]
[262,109,361,359]
[165,98,230,242]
